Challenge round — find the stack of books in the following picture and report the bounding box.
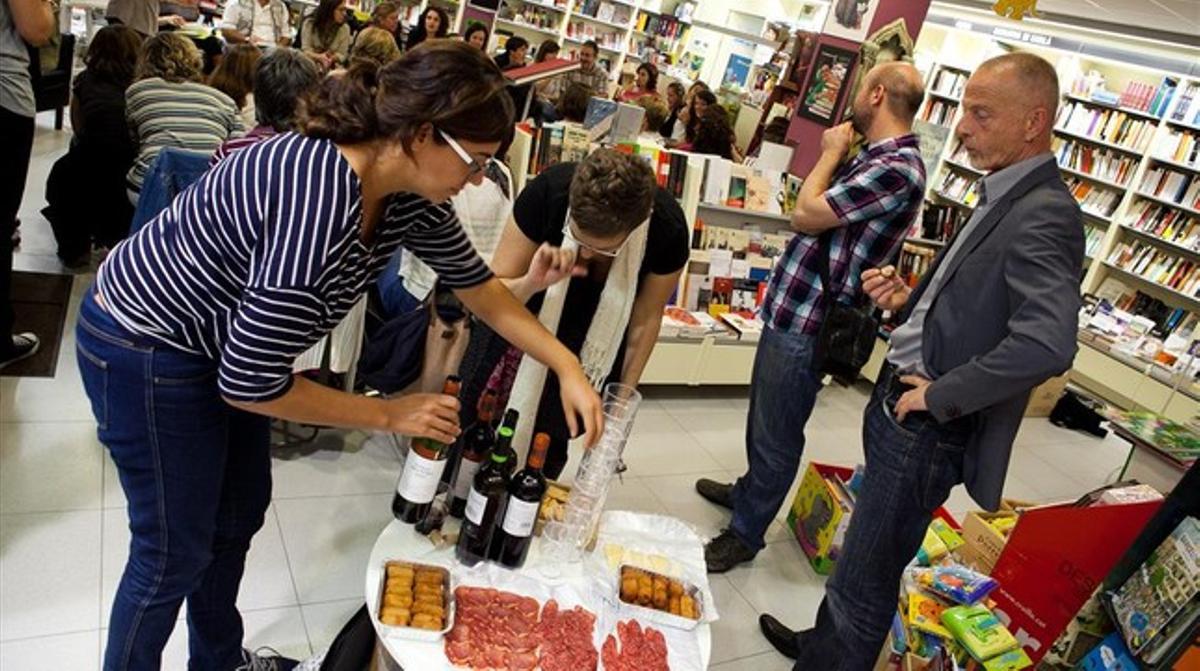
[1056,101,1157,152]
[1125,200,1199,251]
[1053,136,1137,185]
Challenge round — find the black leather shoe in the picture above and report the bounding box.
[704,528,757,573]
[695,478,733,510]
[759,613,800,659]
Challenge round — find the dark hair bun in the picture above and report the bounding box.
[302,60,380,143]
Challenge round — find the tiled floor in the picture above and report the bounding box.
[0,115,1133,669]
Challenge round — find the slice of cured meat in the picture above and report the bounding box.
[537,599,598,671]
[601,619,669,671]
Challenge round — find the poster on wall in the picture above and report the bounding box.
[723,53,753,88]
[796,44,856,127]
[822,0,881,43]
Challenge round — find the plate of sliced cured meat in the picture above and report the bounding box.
[444,587,601,671]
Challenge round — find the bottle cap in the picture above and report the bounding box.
[498,426,514,439]
[491,450,509,463]
[529,432,550,469]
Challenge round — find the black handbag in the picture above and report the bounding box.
[814,231,879,385]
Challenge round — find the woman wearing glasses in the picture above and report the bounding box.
[455,149,689,479]
[77,42,602,671]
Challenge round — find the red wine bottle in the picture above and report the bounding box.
[492,432,550,569]
[392,376,461,525]
[454,448,512,567]
[449,390,498,519]
[494,408,519,479]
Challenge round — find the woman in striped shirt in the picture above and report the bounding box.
[79,42,602,671]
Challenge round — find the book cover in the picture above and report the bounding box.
[727,164,749,208]
[583,97,619,141]
[745,173,771,212]
[1111,516,1200,654]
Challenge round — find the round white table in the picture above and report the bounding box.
[365,518,713,669]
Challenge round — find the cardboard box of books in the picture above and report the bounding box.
[958,511,1018,574]
[987,497,1161,664]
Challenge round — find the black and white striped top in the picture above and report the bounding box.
[97,133,493,402]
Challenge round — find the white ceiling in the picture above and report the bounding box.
[936,0,1200,46]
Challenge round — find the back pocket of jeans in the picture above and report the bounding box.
[76,341,110,431]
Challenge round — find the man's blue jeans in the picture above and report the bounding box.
[729,325,824,552]
[794,370,972,670]
[76,291,272,671]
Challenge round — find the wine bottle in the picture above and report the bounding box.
[494,408,520,479]
[449,390,498,518]
[492,432,550,569]
[392,376,462,525]
[454,448,512,567]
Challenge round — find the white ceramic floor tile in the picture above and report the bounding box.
[0,421,103,514]
[270,430,402,499]
[0,630,100,671]
[603,476,670,514]
[275,494,393,604]
[0,511,102,641]
[724,541,827,631]
[642,470,791,545]
[622,408,724,477]
[0,365,95,423]
[711,650,797,670]
[1005,449,1084,502]
[708,575,773,665]
[100,505,297,628]
[115,604,312,669]
[300,598,364,655]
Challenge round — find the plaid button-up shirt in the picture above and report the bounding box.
[762,134,926,335]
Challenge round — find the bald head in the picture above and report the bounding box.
[867,61,926,122]
[977,52,1059,117]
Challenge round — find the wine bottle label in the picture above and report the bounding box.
[452,458,484,501]
[501,497,540,537]
[396,451,447,505]
[465,487,489,526]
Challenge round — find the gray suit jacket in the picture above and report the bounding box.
[903,157,1085,510]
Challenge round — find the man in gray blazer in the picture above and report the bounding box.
[758,52,1085,669]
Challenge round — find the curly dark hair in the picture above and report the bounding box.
[84,24,143,87]
[569,149,656,239]
[636,62,658,92]
[207,44,260,109]
[534,39,560,63]
[406,6,449,49]
[302,40,514,153]
[310,0,345,44]
[463,22,489,47]
[690,105,735,160]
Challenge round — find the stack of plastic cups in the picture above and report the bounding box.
[541,384,643,564]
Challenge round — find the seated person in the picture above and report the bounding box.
[556,81,591,123]
[44,24,143,266]
[659,81,685,140]
[494,35,528,70]
[207,44,261,129]
[301,0,352,69]
[456,149,689,479]
[211,47,322,163]
[220,0,292,47]
[686,105,743,162]
[561,40,608,98]
[405,6,447,50]
[125,32,243,200]
[665,82,709,146]
[634,94,669,144]
[351,26,401,67]
[462,22,488,51]
[616,62,660,103]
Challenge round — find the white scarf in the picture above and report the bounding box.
[507,211,650,461]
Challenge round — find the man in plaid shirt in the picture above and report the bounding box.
[695,62,927,572]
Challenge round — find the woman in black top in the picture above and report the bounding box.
[659,81,685,139]
[45,24,143,265]
[494,35,528,70]
[405,6,448,50]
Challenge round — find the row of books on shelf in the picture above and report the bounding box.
[1125,200,1199,252]
[573,0,632,25]
[1108,241,1200,298]
[1152,127,1200,170]
[1063,175,1121,218]
[897,243,937,287]
[1169,80,1200,127]
[660,307,763,342]
[1095,284,1200,340]
[918,98,955,127]
[1139,167,1200,210]
[1056,101,1156,152]
[913,202,965,243]
[699,158,799,216]
[633,12,686,40]
[692,223,794,260]
[935,171,979,206]
[945,142,974,168]
[930,68,966,99]
[525,122,592,175]
[1052,136,1137,186]
[1076,77,1178,118]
